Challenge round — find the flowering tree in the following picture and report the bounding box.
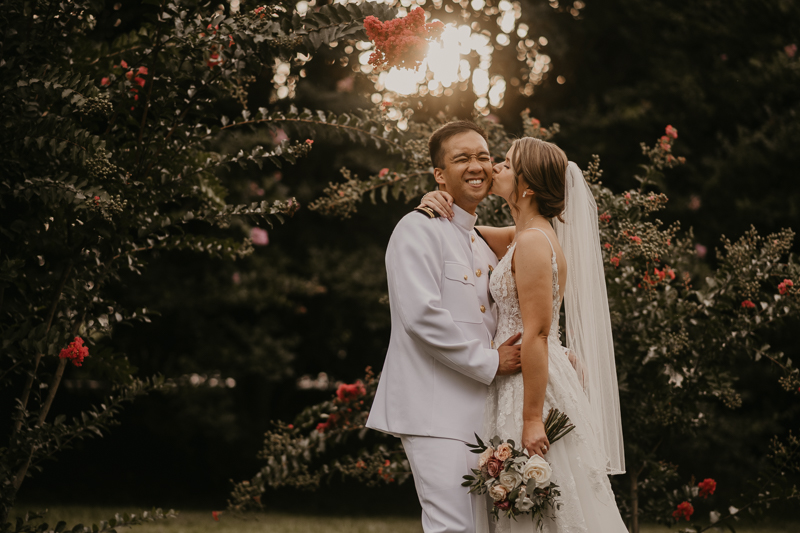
[229,117,800,532]
[0,0,401,528]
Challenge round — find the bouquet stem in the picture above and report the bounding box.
[544,408,575,444]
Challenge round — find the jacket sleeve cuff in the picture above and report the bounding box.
[476,349,499,385]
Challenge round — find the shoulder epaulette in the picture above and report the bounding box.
[413,206,439,219]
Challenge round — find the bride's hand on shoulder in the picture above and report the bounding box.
[419,190,454,220]
[522,419,550,457]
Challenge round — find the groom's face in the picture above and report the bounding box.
[433,131,493,214]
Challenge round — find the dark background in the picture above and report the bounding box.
[16,0,800,515]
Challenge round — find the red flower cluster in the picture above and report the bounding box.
[672,501,694,521]
[59,336,89,367]
[364,8,444,70]
[100,61,148,103]
[610,255,621,267]
[211,511,220,521]
[741,299,756,309]
[336,381,366,402]
[599,212,611,223]
[665,125,678,139]
[654,267,676,282]
[778,278,794,295]
[316,413,338,433]
[629,235,642,245]
[658,125,680,156]
[698,478,716,499]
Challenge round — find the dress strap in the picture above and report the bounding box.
[522,227,556,259]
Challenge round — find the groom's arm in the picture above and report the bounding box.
[387,216,499,385]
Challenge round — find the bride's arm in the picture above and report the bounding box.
[475,225,514,259]
[513,230,554,458]
[418,191,514,258]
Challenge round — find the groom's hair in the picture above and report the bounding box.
[428,121,487,170]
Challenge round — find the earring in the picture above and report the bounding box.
[522,191,527,197]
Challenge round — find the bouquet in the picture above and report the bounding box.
[462,409,575,525]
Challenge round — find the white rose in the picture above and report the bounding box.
[498,469,522,491]
[522,454,552,487]
[479,446,495,468]
[489,483,508,502]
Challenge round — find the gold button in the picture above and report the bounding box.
[488,265,493,272]
[463,275,468,280]
[480,305,486,313]
[476,269,482,277]
[471,235,475,242]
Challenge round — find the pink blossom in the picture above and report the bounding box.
[120,60,128,69]
[336,76,355,92]
[741,300,756,309]
[378,168,389,177]
[785,44,797,58]
[695,244,707,258]
[101,77,110,86]
[665,125,678,139]
[778,279,793,295]
[250,227,269,246]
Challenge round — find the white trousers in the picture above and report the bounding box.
[401,435,483,533]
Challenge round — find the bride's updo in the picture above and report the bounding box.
[510,137,568,222]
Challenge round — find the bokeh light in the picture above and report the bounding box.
[272,0,561,113]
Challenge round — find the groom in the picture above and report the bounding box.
[367,121,522,533]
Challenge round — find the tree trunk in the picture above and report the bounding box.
[629,469,640,533]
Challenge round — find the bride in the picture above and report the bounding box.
[421,137,627,532]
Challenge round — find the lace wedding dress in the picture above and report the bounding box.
[478,228,627,533]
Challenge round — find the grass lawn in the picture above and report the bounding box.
[11,506,800,533]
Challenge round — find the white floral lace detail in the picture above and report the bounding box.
[482,231,626,533]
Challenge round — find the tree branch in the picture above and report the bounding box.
[13,260,72,434]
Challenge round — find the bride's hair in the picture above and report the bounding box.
[510,137,568,222]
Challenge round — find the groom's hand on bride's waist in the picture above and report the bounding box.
[496,332,522,376]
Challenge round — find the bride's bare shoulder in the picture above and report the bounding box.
[511,229,553,273]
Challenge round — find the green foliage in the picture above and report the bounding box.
[0,0,402,525]
[4,507,177,533]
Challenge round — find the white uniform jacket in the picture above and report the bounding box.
[367,206,499,443]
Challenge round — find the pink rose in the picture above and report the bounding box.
[478,446,495,468]
[494,442,512,462]
[487,457,503,478]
